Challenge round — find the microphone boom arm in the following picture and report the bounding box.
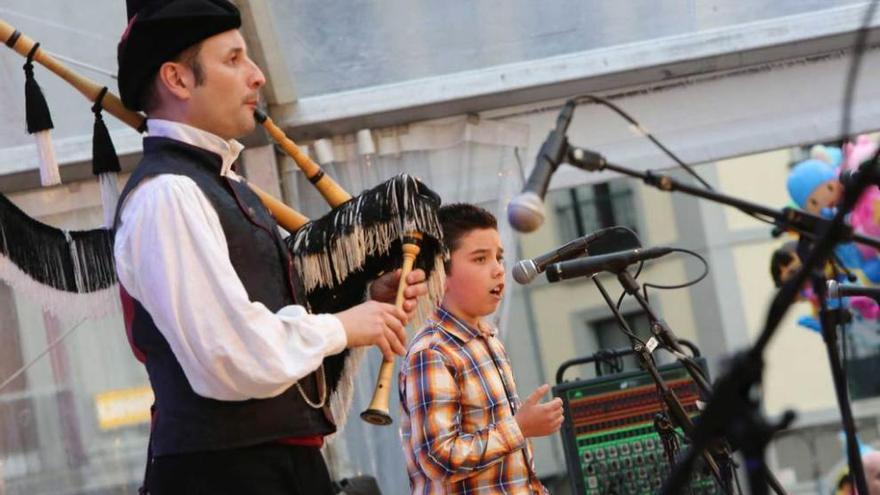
[566,146,880,251]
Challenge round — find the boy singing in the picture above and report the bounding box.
[399,203,563,494]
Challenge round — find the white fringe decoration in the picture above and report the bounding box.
[325,346,368,439]
[292,175,443,294]
[0,254,119,322]
[34,130,61,187]
[98,172,120,229]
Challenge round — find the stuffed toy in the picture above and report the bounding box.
[786,139,880,283]
[770,240,878,333]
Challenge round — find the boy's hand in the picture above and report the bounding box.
[335,301,408,361]
[369,268,428,318]
[515,384,564,438]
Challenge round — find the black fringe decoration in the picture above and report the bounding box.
[0,193,116,293]
[291,174,445,398]
[288,173,444,315]
[91,87,121,175]
[23,43,54,134]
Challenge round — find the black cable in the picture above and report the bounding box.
[840,0,880,143]
[617,260,643,310]
[571,93,776,228]
[639,248,709,306]
[616,314,648,348]
[575,94,714,191]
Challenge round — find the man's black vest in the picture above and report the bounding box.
[115,137,336,456]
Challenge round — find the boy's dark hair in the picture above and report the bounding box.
[770,241,799,287]
[437,203,497,269]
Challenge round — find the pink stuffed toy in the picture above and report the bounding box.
[843,135,880,260]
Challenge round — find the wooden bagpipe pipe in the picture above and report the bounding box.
[0,17,445,426]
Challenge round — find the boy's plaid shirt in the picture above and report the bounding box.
[398,307,547,494]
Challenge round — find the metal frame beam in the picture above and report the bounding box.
[276,3,880,139]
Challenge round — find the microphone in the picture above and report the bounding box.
[827,279,880,302]
[512,227,617,284]
[507,99,577,232]
[545,246,674,282]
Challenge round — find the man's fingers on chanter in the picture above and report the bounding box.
[383,310,405,332]
[377,340,394,361]
[406,269,426,284]
[405,283,427,298]
[385,324,404,345]
[402,300,417,314]
[392,321,408,343]
[388,330,406,356]
[392,305,408,322]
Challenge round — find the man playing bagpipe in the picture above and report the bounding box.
[112,1,429,493]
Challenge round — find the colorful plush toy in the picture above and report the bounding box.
[786,139,880,283]
[770,241,821,331]
[786,157,842,218]
[843,135,880,260]
[770,241,879,332]
[777,137,880,329]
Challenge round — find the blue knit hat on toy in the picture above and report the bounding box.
[787,159,837,209]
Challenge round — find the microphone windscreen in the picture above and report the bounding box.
[507,192,545,233]
[512,260,537,284]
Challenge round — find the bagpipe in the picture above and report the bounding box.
[0,17,444,426]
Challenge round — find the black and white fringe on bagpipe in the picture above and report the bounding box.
[288,173,446,429]
[0,192,118,321]
[289,173,446,317]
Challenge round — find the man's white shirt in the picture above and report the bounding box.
[114,119,347,401]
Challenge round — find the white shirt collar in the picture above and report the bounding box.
[146,119,245,176]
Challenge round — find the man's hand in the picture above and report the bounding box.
[369,268,428,318]
[515,384,564,438]
[335,301,408,361]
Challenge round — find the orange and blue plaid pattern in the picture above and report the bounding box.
[398,307,547,494]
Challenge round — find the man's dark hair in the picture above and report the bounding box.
[437,204,498,270]
[140,42,206,114]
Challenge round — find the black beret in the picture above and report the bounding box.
[117,0,241,111]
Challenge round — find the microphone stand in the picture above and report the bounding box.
[590,275,732,493]
[566,144,880,495]
[614,268,786,495]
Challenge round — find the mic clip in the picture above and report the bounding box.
[567,146,606,172]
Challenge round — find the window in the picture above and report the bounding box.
[842,318,880,401]
[574,312,652,375]
[551,179,638,243]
